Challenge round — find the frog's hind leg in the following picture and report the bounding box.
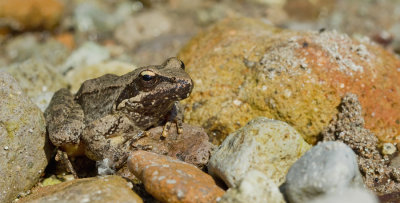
[162,101,184,138]
[45,88,85,178]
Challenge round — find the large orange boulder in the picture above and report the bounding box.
[178,18,400,144]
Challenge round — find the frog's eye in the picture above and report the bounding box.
[140,70,156,81]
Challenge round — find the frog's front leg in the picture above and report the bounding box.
[45,88,85,178]
[162,101,184,138]
[82,114,145,170]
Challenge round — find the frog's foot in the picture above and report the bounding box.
[55,150,78,179]
[161,119,183,138]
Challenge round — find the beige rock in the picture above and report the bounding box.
[208,117,311,187]
[0,72,49,203]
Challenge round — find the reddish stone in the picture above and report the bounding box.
[128,150,225,203]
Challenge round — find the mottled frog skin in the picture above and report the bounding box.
[45,57,193,172]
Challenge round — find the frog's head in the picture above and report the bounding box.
[116,57,193,111]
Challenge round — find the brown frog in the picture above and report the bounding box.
[44,57,193,176]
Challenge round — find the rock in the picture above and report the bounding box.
[18,175,143,203]
[309,188,378,203]
[208,117,310,187]
[131,123,214,169]
[282,141,365,203]
[4,34,70,65]
[0,0,64,31]
[65,60,136,93]
[73,1,139,34]
[3,59,68,110]
[58,42,110,74]
[114,10,172,49]
[219,170,285,203]
[0,72,49,203]
[178,18,400,144]
[322,93,400,194]
[128,150,224,203]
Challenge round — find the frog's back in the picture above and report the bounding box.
[75,74,127,123]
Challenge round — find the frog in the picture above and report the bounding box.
[44,57,193,177]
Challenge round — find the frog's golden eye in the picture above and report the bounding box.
[140,70,156,81]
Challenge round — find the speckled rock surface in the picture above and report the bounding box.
[208,117,310,187]
[322,93,400,195]
[0,0,64,31]
[128,150,224,203]
[178,17,400,144]
[0,72,49,203]
[308,188,378,203]
[132,123,214,169]
[282,141,365,203]
[18,175,143,203]
[219,170,285,203]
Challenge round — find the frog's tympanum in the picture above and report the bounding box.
[45,58,193,176]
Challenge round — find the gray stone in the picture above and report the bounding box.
[0,71,49,203]
[309,188,378,203]
[219,170,285,203]
[208,117,311,188]
[282,141,365,203]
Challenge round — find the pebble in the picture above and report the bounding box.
[208,117,311,187]
[128,150,224,203]
[281,141,365,203]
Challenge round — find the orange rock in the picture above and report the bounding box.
[54,33,75,50]
[128,150,225,203]
[179,18,400,144]
[0,0,64,31]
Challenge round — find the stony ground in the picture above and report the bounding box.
[1,0,400,203]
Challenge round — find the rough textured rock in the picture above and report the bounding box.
[0,72,49,203]
[308,188,378,203]
[128,150,224,203]
[178,17,400,144]
[0,0,64,31]
[281,141,365,203]
[219,170,285,203]
[322,93,400,195]
[208,117,310,187]
[18,176,143,203]
[132,123,214,169]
